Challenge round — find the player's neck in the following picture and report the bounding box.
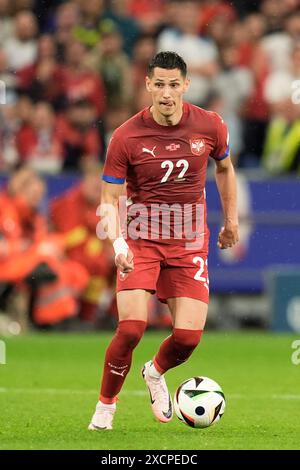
[150,104,184,127]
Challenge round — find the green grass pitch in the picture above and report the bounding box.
[0,331,299,450]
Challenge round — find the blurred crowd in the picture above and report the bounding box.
[1,0,300,173]
[1,0,300,331]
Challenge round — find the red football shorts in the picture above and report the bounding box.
[116,238,209,304]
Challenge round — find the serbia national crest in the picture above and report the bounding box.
[190,138,205,156]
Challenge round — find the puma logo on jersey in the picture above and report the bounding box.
[142,146,157,157]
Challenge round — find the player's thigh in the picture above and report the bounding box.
[157,249,209,329]
[167,297,208,330]
[117,289,152,321]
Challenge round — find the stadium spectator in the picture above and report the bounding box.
[15,101,63,174]
[157,0,219,106]
[0,95,33,169]
[104,0,141,56]
[56,98,103,169]
[234,13,270,167]
[61,40,106,117]
[0,99,19,170]
[213,43,253,157]
[17,35,65,110]
[128,0,166,35]
[262,41,300,173]
[52,1,80,62]
[0,0,13,45]
[260,0,288,34]
[0,48,18,103]
[3,10,38,71]
[85,22,133,108]
[0,167,89,327]
[131,34,157,92]
[199,0,237,46]
[262,10,300,74]
[73,0,105,48]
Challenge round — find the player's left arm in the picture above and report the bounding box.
[214,156,239,250]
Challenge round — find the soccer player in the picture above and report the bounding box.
[88,51,239,430]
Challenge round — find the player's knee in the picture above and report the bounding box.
[173,328,202,352]
[117,320,147,348]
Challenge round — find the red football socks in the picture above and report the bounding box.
[153,328,203,374]
[99,319,147,403]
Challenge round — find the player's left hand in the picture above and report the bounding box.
[217,224,239,249]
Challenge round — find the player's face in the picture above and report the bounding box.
[145,67,190,118]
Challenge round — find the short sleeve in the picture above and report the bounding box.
[210,112,230,161]
[102,131,128,184]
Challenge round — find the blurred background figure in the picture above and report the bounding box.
[17,34,65,110]
[0,167,89,330]
[157,0,219,106]
[3,10,38,71]
[86,22,133,108]
[16,101,63,174]
[263,41,300,173]
[56,98,103,170]
[50,161,115,326]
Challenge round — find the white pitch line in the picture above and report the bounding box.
[0,388,300,399]
[271,394,300,400]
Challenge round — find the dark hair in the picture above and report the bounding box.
[148,51,187,77]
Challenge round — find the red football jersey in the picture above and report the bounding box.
[102,102,229,248]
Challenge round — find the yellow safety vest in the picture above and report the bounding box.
[262,117,300,173]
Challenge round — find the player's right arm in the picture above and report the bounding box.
[101,181,134,273]
[100,131,134,273]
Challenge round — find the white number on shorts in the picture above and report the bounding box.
[193,256,206,282]
[193,257,209,292]
[161,159,189,183]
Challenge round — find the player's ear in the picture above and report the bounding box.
[183,77,190,93]
[145,76,152,92]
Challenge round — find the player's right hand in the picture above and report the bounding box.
[115,249,134,273]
